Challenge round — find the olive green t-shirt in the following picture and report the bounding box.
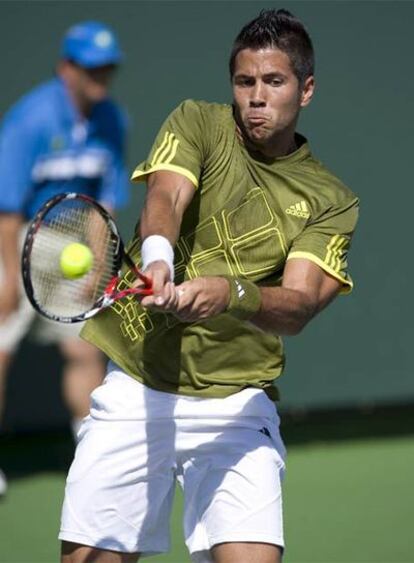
[82,100,359,400]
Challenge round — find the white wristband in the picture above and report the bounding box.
[141,235,175,281]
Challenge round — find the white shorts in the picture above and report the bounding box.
[59,363,286,561]
[0,227,81,353]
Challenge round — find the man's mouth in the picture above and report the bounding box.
[247,114,267,126]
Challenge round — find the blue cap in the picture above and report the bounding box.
[61,21,122,68]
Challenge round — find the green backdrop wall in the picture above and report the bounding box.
[0,1,412,429]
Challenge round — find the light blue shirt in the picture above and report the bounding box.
[0,77,129,219]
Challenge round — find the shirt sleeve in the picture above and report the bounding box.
[131,100,207,188]
[287,197,359,294]
[0,112,40,213]
[98,105,129,210]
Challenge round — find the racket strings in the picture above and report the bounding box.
[29,200,118,318]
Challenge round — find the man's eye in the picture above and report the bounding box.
[269,78,283,86]
[235,78,254,87]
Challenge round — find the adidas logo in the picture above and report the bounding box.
[286,200,310,219]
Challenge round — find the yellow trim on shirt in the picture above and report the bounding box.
[151,132,170,166]
[325,234,347,272]
[154,133,175,166]
[164,138,179,164]
[287,251,353,294]
[150,132,180,167]
[131,164,199,188]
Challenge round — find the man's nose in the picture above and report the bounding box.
[249,82,266,107]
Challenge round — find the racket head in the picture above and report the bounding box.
[22,193,126,323]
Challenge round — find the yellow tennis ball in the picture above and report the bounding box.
[60,243,93,279]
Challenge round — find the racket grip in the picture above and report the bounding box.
[133,266,152,288]
[123,253,152,288]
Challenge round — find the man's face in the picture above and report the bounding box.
[59,61,117,110]
[73,64,116,104]
[232,47,314,151]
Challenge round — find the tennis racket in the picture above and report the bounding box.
[21,192,152,323]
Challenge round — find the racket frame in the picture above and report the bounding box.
[21,192,152,323]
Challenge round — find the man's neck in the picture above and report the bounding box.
[61,79,92,118]
[69,91,93,118]
[256,134,298,159]
[237,124,298,160]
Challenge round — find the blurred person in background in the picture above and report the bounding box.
[0,20,129,495]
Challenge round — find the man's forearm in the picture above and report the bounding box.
[0,213,23,283]
[140,188,183,244]
[246,258,341,336]
[137,172,196,283]
[250,286,318,336]
[139,171,196,246]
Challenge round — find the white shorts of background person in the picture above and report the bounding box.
[59,362,287,562]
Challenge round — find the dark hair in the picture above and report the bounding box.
[229,9,314,86]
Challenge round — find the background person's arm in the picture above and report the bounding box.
[0,105,43,321]
[0,212,24,321]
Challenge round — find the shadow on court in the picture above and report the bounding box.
[3,339,70,435]
[1,339,414,481]
[280,401,414,445]
[0,338,74,481]
[1,400,414,482]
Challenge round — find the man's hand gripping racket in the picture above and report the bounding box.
[21,193,153,323]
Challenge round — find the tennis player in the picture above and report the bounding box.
[0,21,128,492]
[60,9,359,563]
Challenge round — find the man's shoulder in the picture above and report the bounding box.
[302,151,358,205]
[171,100,233,140]
[2,78,59,129]
[180,98,231,113]
[12,78,59,111]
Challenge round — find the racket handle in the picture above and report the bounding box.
[132,265,152,288]
[123,253,152,288]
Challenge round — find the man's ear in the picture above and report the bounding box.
[300,76,315,107]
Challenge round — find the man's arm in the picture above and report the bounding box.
[140,170,195,242]
[169,258,341,333]
[251,257,341,334]
[0,212,24,321]
[139,170,196,306]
